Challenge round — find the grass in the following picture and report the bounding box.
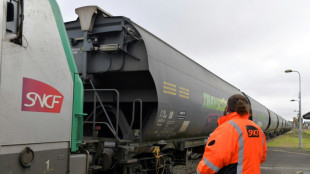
[267,129,310,151]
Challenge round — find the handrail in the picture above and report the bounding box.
[131,99,143,148]
[84,81,120,141]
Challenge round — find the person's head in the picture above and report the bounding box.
[225,94,250,116]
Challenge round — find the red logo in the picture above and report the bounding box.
[21,78,64,113]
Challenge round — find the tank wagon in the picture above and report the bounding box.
[64,6,292,173]
[0,1,291,174]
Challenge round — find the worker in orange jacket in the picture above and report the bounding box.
[197,94,267,174]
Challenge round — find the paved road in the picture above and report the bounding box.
[261,147,310,174]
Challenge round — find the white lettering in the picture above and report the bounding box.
[45,160,50,170]
[24,92,62,109]
[24,92,37,107]
[37,94,45,108]
[52,95,62,107]
[44,94,54,109]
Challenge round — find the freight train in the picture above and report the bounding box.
[0,1,292,173]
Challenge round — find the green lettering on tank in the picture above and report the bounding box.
[203,93,227,112]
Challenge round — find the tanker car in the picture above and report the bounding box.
[0,1,291,173]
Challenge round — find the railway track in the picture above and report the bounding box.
[172,158,200,174]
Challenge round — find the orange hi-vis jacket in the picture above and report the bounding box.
[197,112,267,174]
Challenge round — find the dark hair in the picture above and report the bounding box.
[227,94,249,116]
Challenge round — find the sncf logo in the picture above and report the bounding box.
[246,125,260,138]
[21,78,64,113]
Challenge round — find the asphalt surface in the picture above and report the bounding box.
[261,147,310,174]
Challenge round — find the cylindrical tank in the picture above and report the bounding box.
[266,110,278,136]
[65,8,242,142]
[276,115,284,133]
[65,6,288,143]
[244,94,269,131]
[134,23,243,141]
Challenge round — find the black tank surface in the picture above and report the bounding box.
[65,6,289,144]
[243,94,269,131]
[267,111,279,135]
[63,6,292,173]
[132,22,246,141]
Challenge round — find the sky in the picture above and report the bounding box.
[58,0,310,122]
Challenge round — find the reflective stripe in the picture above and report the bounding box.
[203,156,221,172]
[228,120,244,174]
[196,169,200,174]
[259,127,265,160]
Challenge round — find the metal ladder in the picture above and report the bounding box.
[83,80,143,143]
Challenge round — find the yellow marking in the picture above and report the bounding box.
[163,81,176,88]
[179,94,190,99]
[163,86,177,92]
[179,90,190,96]
[179,86,189,92]
[163,90,176,96]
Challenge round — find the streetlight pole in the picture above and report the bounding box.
[285,69,302,148]
[292,107,298,134]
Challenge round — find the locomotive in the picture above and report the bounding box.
[0,1,291,174]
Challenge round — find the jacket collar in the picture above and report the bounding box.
[217,112,250,126]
